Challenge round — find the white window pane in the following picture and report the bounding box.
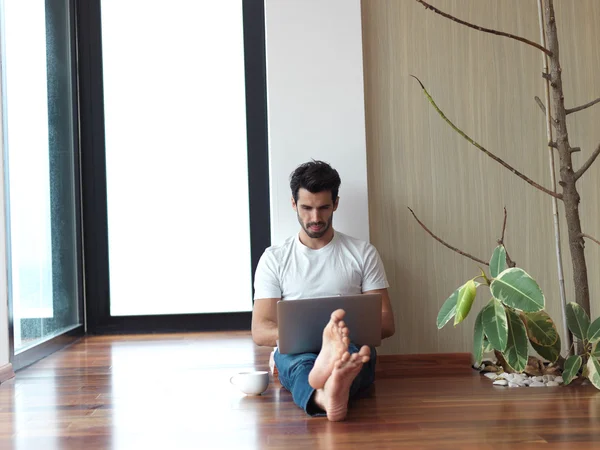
[4,0,53,347]
[4,0,80,352]
[101,0,252,315]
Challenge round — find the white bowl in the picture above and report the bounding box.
[230,371,269,396]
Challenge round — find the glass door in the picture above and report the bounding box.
[1,0,83,368]
[78,0,270,332]
[101,1,252,316]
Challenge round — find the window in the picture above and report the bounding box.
[2,0,82,358]
[79,0,269,331]
[101,1,253,316]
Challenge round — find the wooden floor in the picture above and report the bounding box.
[1,332,600,449]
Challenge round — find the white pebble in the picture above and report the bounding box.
[555,376,564,384]
[484,372,499,380]
[503,374,514,381]
[508,382,520,387]
[546,381,560,387]
[530,381,546,387]
[522,378,532,386]
[493,379,508,386]
[542,375,553,382]
[533,376,544,382]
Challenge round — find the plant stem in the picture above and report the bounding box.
[473,275,489,284]
[537,0,572,357]
[414,0,552,56]
[411,75,563,200]
[477,268,491,285]
[566,97,600,115]
[574,142,600,181]
[498,208,516,268]
[581,233,600,247]
[543,1,591,356]
[407,207,489,266]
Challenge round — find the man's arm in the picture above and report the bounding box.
[251,298,280,347]
[364,288,395,339]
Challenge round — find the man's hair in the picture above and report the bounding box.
[290,160,341,203]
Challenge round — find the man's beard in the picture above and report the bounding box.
[298,214,332,238]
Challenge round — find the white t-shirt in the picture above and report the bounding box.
[254,230,389,300]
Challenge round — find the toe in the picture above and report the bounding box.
[341,352,351,363]
[358,345,371,357]
[331,309,346,323]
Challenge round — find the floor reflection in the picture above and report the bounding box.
[108,334,263,450]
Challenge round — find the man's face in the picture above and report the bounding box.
[292,188,338,239]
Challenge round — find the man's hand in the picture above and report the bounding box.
[251,298,279,347]
[364,288,395,339]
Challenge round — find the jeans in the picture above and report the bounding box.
[274,343,377,416]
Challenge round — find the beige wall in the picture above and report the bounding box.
[362,0,600,355]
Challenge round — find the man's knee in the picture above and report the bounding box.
[275,351,317,376]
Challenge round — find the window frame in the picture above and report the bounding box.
[76,0,270,333]
[2,0,85,370]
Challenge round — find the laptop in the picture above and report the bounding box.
[276,293,382,354]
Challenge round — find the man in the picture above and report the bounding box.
[251,160,395,421]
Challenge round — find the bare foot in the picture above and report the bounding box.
[308,309,349,390]
[314,346,372,422]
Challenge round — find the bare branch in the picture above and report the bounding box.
[566,97,600,115]
[571,147,581,153]
[500,207,507,244]
[408,207,489,266]
[504,248,516,268]
[581,233,600,247]
[415,0,552,56]
[412,76,563,200]
[574,142,600,181]
[534,96,557,127]
[534,96,546,112]
[497,207,516,268]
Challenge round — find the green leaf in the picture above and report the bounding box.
[562,355,582,386]
[437,287,460,329]
[592,341,600,359]
[586,357,600,390]
[482,298,508,351]
[588,317,600,343]
[489,245,507,278]
[521,310,559,346]
[530,338,561,363]
[482,338,494,353]
[502,308,528,372]
[566,302,590,341]
[473,310,485,367]
[454,280,477,326]
[583,361,590,379]
[490,268,545,312]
